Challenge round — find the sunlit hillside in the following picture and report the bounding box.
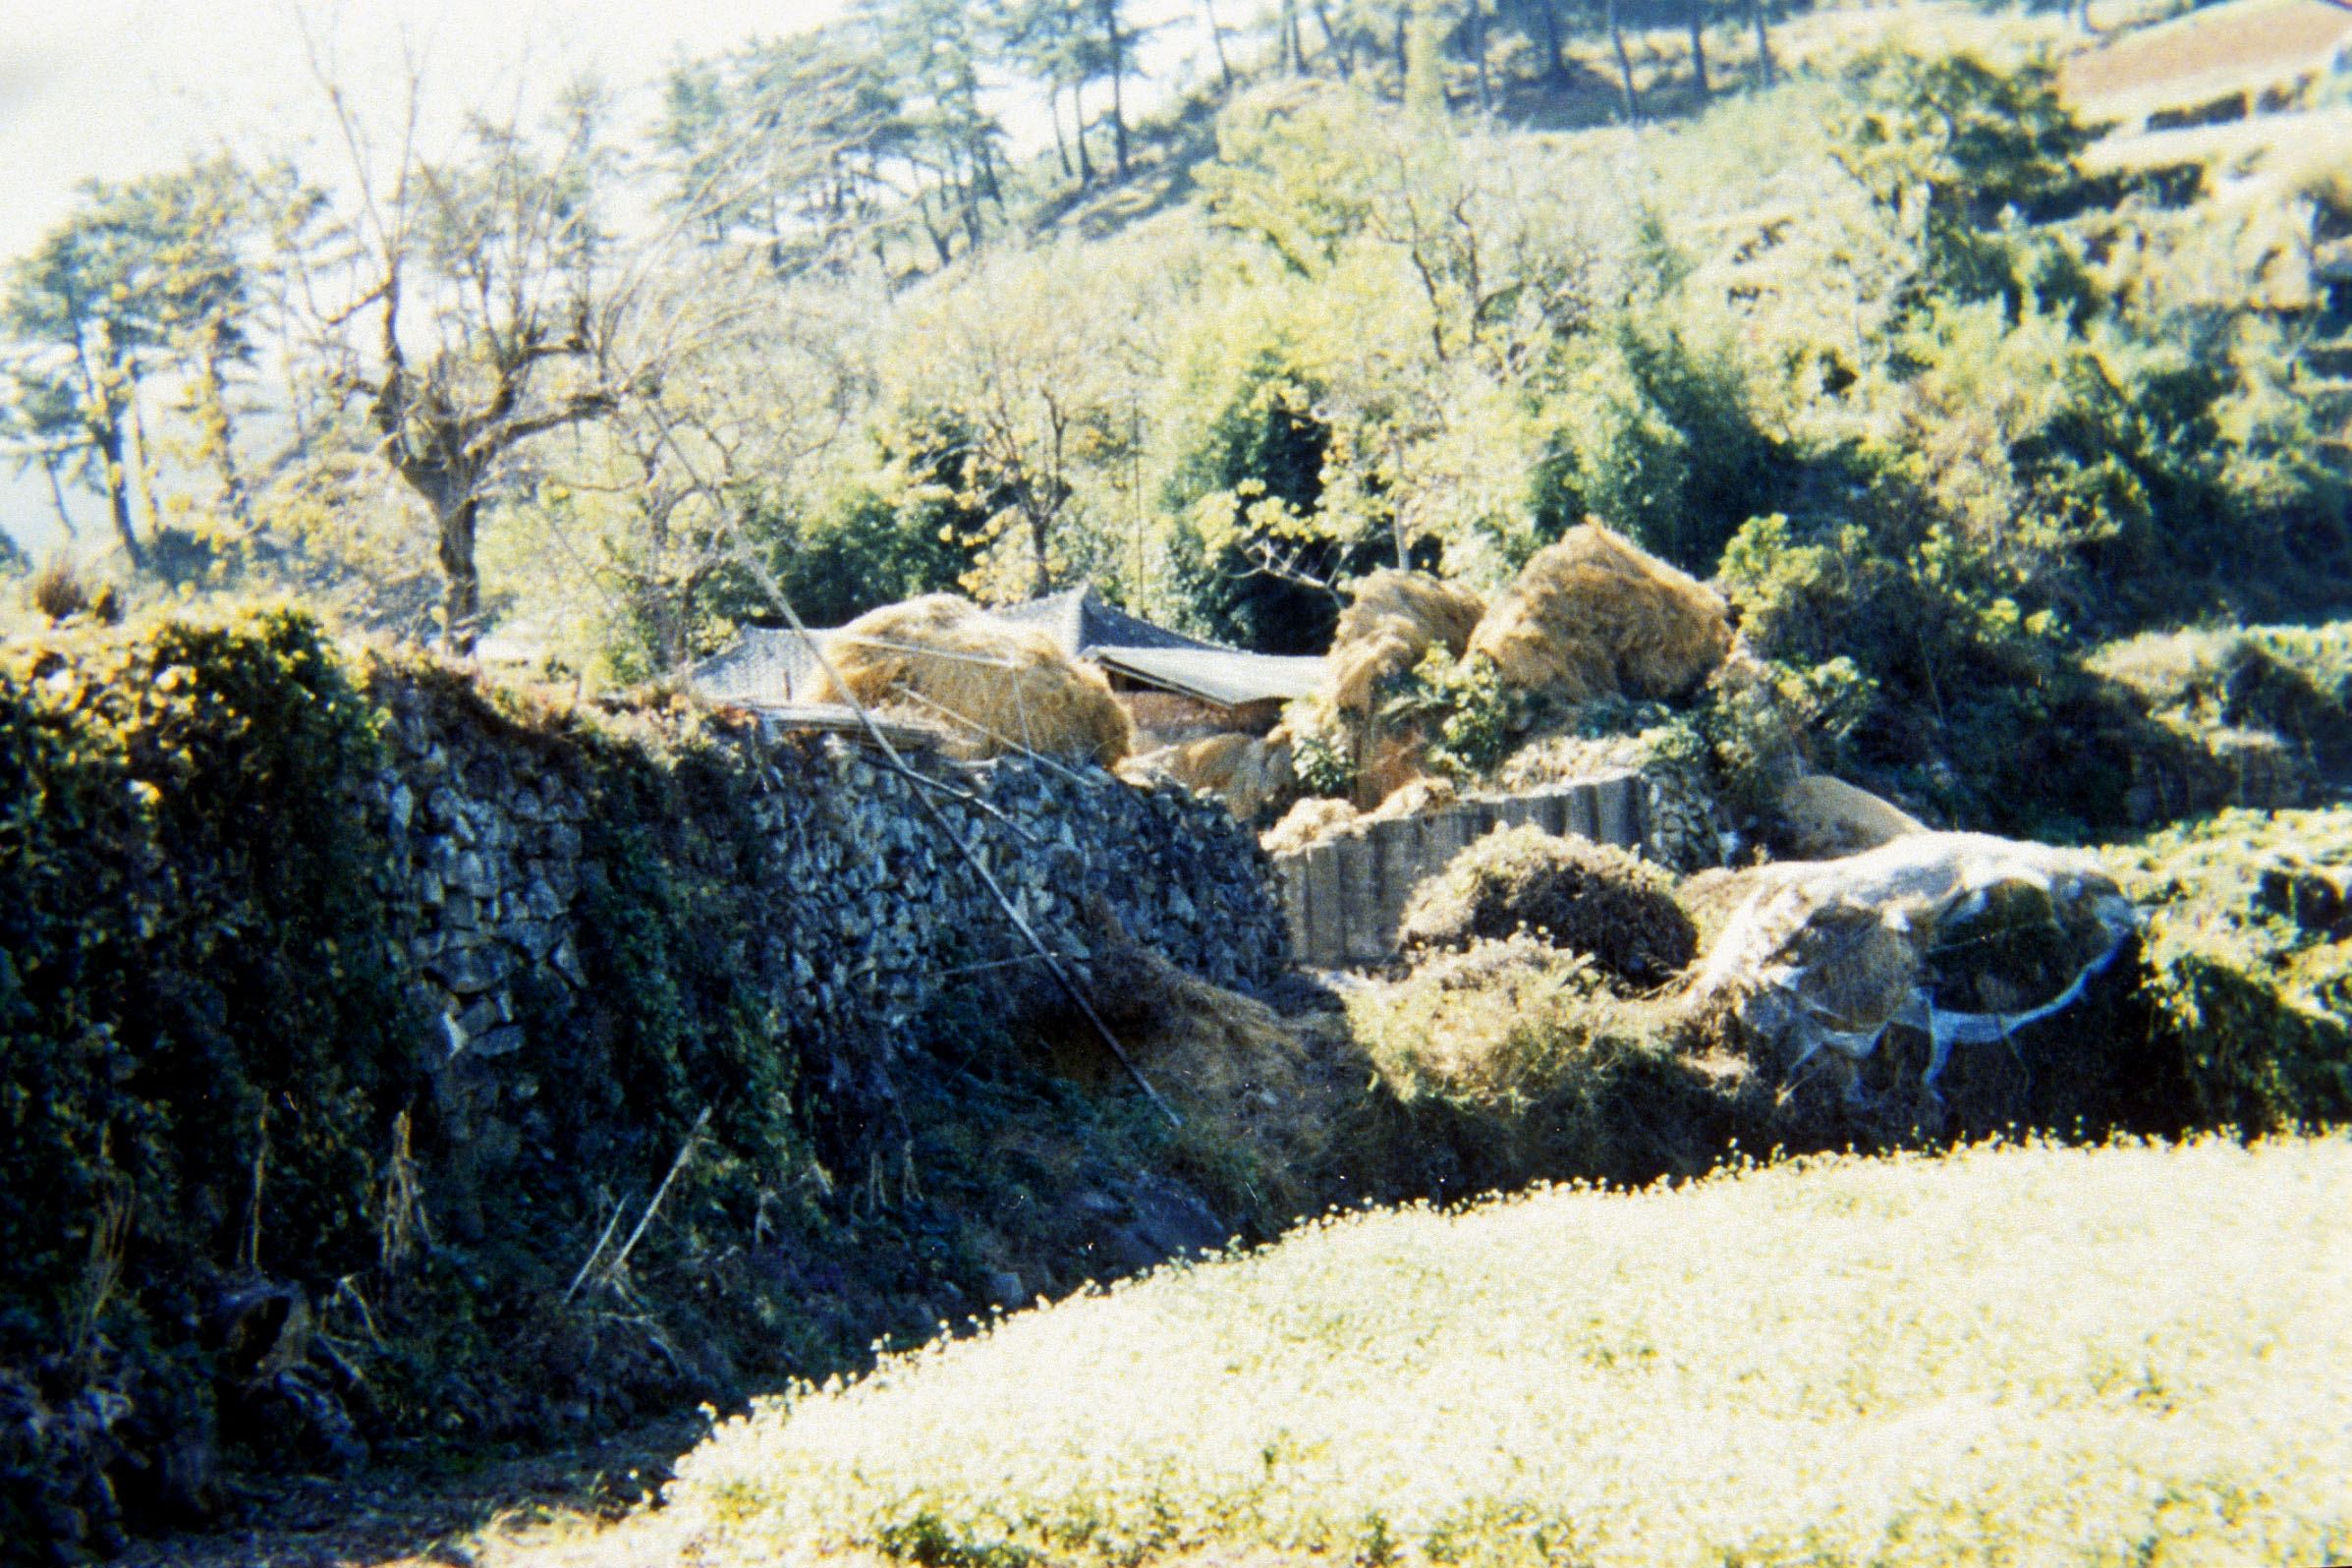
[499,1136,2352,1568]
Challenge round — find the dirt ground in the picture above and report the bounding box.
[109,1417,703,1568]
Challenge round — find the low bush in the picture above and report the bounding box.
[1396,826,1695,987]
[2110,807,2352,1134]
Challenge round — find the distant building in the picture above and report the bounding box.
[688,586,1324,740]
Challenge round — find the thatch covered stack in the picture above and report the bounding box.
[1327,570,1488,714]
[1467,523,1734,704]
[814,594,1134,765]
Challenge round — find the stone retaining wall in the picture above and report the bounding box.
[362,680,1294,1236]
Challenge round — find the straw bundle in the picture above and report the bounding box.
[1467,523,1733,703]
[1364,775,1456,824]
[813,594,1134,765]
[1121,730,1300,821]
[1327,570,1488,714]
[1261,797,1361,857]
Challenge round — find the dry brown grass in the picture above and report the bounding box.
[2060,0,2350,105]
[1074,911,1365,1224]
[1327,570,1487,715]
[1364,775,1457,823]
[814,594,1134,765]
[1468,523,1733,704]
[1260,796,1360,856]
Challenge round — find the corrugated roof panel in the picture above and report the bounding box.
[1092,645,1326,708]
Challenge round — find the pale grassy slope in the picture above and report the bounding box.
[506,1136,2352,1568]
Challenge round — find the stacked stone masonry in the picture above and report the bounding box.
[361,685,1292,1168]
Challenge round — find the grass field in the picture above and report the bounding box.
[497,1136,2352,1568]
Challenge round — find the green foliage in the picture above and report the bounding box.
[1282,697,1359,799]
[0,608,412,1403]
[1380,646,1519,781]
[1827,45,2100,308]
[2113,809,2352,1135]
[1538,317,1796,575]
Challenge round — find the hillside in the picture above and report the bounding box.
[5,2,2352,1562]
[492,1136,2352,1568]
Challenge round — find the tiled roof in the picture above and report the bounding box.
[995,585,1222,655]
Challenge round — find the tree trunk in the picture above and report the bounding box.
[1049,84,1074,178]
[1395,11,1410,84]
[1074,84,1095,185]
[36,451,78,541]
[1282,0,1302,74]
[127,390,166,554]
[1608,0,1641,122]
[437,491,482,654]
[1751,0,1774,86]
[199,353,252,530]
[1469,0,1491,112]
[1540,0,1568,84]
[1688,0,1710,99]
[1311,0,1350,77]
[1202,0,1236,89]
[92,420,144,573]
[1102,0,1129,178]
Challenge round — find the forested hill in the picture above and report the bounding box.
[4,0,2348,835]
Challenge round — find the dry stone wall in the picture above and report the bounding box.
[365,686,1291,1113]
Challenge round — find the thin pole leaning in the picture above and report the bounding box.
[739,558,1182,1130]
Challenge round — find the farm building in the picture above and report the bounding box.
[690,586,1323,746]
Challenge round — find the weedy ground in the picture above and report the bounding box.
[471,1134,2352,1568]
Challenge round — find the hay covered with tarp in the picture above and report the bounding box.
[1328,570,1487,714]
[1468,523,1733,703]
[1689,831,2141,1098]
[814,594,1133,765]
[1398,824,1699,988]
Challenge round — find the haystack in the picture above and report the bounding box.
[1398,824,1698,989]
[1120,730,1300,821]
[1467,523,1733,704]
[1262,797,1361,856]
[814,594,1133,765]
[1327,570,1488,714]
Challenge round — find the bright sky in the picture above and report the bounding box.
[0,0,861,556]
[0,0,865,269]
[0,0,1211,559]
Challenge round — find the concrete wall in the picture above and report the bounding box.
[1272,772,1645,968]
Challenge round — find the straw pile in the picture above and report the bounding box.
[813,594,1133,765]
[1122,730,1300,821]
[1364,775,1457,824]
[1467,523,1733,703]
[1327,571,1488,714]
[1262,797,1361,856]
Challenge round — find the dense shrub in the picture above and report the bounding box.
[2113,808,2352,1134]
